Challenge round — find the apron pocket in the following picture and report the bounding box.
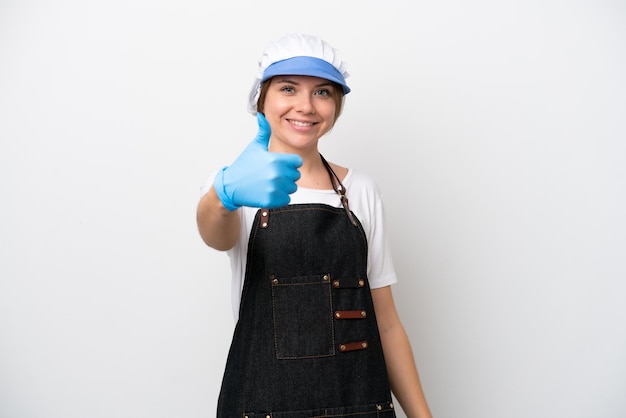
[271,273,334,359]
[243,401,396,417]
[312,401,396,417]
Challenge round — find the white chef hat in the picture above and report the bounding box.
[247,32,351,115]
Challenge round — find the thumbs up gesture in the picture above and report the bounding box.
[213,113,303,211]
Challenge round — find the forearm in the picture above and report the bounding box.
[380,322,431,418]
[372,287,432,418]
[196,186,241,251]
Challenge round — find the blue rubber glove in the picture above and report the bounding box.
[213,113,303,211]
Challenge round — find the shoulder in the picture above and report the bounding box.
[342,168,386,231]
[344,168,384,200]
[323,158,379,194]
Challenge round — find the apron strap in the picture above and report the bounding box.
[320,153,358,226]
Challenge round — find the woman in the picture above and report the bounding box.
[197,32,432,418]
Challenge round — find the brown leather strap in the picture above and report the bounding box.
[338,341,368,352]
[334,310,367,319]
[260,209,269,228]
[320,154,358,226]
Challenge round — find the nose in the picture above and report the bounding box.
[295,93,315,114]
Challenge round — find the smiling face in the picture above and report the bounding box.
[258,75,343,154]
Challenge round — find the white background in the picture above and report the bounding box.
[1,1,625,417]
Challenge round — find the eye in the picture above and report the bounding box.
[280,86,295,93]
[315,88,331,97]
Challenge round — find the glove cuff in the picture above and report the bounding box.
[213,167,240,211]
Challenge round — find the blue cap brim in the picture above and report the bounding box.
[261,56,350,95]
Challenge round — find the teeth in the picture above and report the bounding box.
[290,120,313,127]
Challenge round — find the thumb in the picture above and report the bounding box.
[253,112,271,149]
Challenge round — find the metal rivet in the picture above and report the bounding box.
[262,222,268,228]
[262,211,268,216]
[335,312,341,318]
[361,311,366,317]
[272,278,278,285]
[389,402,394,409]
[323,274,330,281]
[358,279,364,287]
[339,344,346,351]
[333,280,339,287]
[362,342,368,348]
[376,404,382,411]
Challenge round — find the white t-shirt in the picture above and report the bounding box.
[202,169,398,321]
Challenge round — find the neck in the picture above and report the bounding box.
[297,153,334,190]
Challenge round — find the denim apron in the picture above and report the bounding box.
[217,157,396,417]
